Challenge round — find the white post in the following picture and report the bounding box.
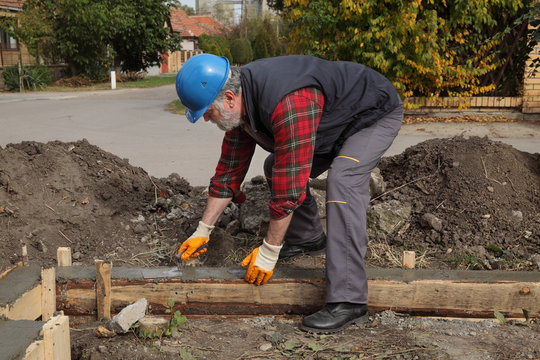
[111,70,116,89]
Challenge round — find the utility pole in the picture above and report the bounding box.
[16,18,24,93]
[241,0,247,38]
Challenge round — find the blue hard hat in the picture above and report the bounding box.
[175,54,230,123]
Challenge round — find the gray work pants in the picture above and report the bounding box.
[264,104,403,304]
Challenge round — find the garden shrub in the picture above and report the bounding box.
[2,64,52,91]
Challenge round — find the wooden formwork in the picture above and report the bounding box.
[0,263,70,360]
[54,264,540,323]
[1,246,538,358]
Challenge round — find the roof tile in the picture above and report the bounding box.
[169,8,228,37]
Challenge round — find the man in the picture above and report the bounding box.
[175,54,403,333]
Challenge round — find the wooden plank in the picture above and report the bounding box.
[59,279,325,316]
[43,314,70,360]
[0,285,42,320]
[367,279,539,317]
[23,340,44,360]
[57,247,72,267]
[95,260,112,320]
[57,276,540,318]
[41,267,56,321]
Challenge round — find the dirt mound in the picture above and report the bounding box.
[377,136,540,269]
[0,136,538,273]
[0,139,198,272]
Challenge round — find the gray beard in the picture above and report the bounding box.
[214,104,241,132]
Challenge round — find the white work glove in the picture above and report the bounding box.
[177,221,215,260]
[241,239,283,285]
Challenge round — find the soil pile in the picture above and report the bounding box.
[376,136,540,270]
[0,136,538,273]
[0,139,199,273]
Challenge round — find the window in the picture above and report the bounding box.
[0,27,18,50]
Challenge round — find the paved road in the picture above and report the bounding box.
[1,86,539,185]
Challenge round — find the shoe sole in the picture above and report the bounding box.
[299,313,369,334]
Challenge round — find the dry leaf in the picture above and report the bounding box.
[0,206,4,214]
[81,197,89,205]
[96,326,116,338]
[159,189,167,198]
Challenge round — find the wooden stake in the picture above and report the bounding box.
[57,247,72,267]
[403,251,416,269]
[41,267,56,321]
[43,313,70,360]
[137,315,170,337]
[95,260,112,320]
[21,241,29,266]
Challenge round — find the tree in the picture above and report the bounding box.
[19,0,180,79]
[250,17,279,60]
[282,0,530,100]
[178,4,195,15]
[228,15,287,61]
[198,33,232,63]
[110,0,181,74]
[22,0,116,79]
[267,0,285,12]
[230,38,252,64]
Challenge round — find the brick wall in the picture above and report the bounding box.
[522,11,540,114]
[404,96,523,110]
[0,46,35,67]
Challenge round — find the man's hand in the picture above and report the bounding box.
[178,221,215,260]
[241,239,283,285]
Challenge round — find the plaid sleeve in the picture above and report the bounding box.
[209,127,256,203]
[268,87,324,219]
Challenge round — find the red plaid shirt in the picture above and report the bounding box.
[209,87,324,219]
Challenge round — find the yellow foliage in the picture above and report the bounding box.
[284,0,519,101]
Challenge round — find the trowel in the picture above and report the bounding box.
[175,243,208,270]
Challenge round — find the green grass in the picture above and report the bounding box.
[117,74,176,88]
[44,73,177,92]
[166,99,186,115]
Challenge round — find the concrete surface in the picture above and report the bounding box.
[0,319,44,360]
[55,265,540,282]
[0,265,41,306]
[1,86,539,186]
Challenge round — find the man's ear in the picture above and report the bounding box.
[224,90,236,108]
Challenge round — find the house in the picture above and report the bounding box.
[162,8,229,74]
[0,0,34,68]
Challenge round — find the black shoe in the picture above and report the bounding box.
[278,233,326,260]
[300,302,368,334]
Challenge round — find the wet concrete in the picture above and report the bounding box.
[55,265,326,282]
[0,265,41,307]
[55,265,540,283]
[0,319,44,360]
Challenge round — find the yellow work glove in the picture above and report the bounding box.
[241,239,283,286]
[178,221,215,260]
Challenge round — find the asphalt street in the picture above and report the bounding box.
[1,85,539,186]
